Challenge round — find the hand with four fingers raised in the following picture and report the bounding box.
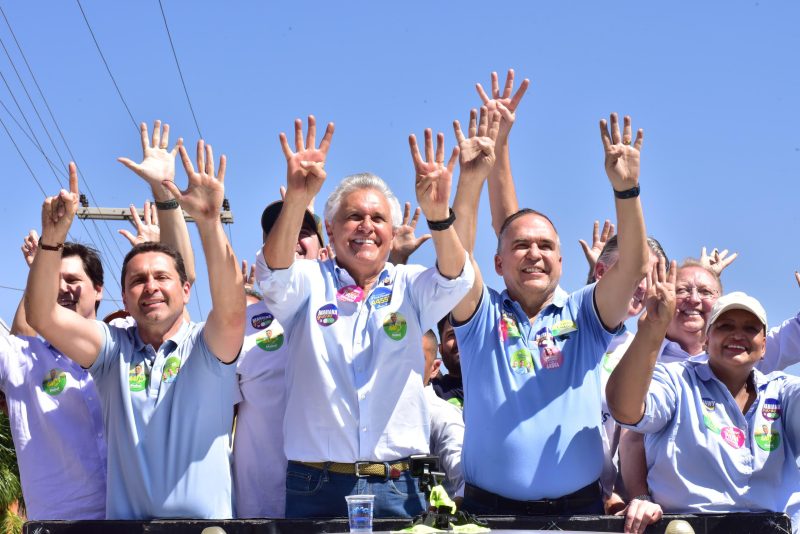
[389,202,432,265]
[280,115,334,207]
[409,129,459,222]
[164,140,226,223]
[118,120,182,199]
[454,106,501,181]
[600,113,643,192]
[475,68,530,142]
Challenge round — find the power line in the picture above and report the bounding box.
[157,0,203,139]
[0,285,22,292]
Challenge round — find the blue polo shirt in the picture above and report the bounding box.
[454,283,618,500]
[91,320,237,519]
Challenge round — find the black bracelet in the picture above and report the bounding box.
[427,208,456,231]
[614,185,640,199]
[39,241,64,252]
[155,198,179,210]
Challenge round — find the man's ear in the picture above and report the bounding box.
[494,254,503,276]
[430,359,442,380]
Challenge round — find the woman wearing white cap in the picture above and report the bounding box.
[607,258,800,534]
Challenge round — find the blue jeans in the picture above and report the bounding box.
[285,461,426,518]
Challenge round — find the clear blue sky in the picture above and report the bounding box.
[1,1,798,370]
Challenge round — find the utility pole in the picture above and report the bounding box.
[75,195,234,224]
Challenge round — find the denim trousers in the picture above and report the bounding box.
[285,461,426,518]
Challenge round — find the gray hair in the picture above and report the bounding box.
[323,173,403,227]
[588,235,669,284]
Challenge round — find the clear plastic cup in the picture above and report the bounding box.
[345,494,375,532]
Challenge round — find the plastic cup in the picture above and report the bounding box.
[345,494,375,533]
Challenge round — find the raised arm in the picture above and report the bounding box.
[699,246,738,276]
[447,108,500,322]
[25,164,104,367]
[11,230,40,337]
[163,141,244,363]
[594,114,650,329]
[388,202,431,265]
[264,116,334,269]
[476,69,529,235]
[408,129,465,280]
[118,120,196,284]
[606,258,676,425]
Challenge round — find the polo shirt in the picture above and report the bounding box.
[454,283,618,500]
[622,361,800,529]
[0,334,106,519]
[256,251,474,462]
[91,320,237,519]
[233,301,289,518]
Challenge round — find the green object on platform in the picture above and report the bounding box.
[429,485,456,514]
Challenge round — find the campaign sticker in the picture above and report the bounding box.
[755,425,780,452]
[162,356,181,384]
[383,312,408,341]
[762,398,781,421]
[383,277,393,286]
[447,397,463,409]
[703,414,721,434]
[500,312,521,341]
[702,398,716,412]
[256,323,285,351]
[602,352,620,374]
[510,348,534,375]
[316,304,339,326]
[42,368,67,396]
[369,287,392,309]
[251,312,274,330]
[720,426,745,449]
[535,328,563,369]
[551,319,578,338]
[128,362,148,392]
[337,285,364,303]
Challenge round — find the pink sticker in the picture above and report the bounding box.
[540,346,563,369]
[337,285,364,303]
[721,426,745,449]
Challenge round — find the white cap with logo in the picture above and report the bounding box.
[705,291,767,335]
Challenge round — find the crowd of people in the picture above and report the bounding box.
[1,69,799,534]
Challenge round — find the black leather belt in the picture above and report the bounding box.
[465,480,602,515]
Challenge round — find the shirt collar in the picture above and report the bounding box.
[692,358,767,389]
[500,285,569,316]
[132,319,191,356]
[333,259,393,289]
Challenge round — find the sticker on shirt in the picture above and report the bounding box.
[42,369,67,396]
[755,425,780,452]
[601,351,621,374]
[337,285,364,303]
[251,312,274,330]
[162,356,181,384]
[368,287,392,310]
[316,304,339,326]
[535,328,563,370]
[762,398,781,421]
[510,348,534,375]
[720,426,745,449]
[550,319,578,338]
[703,413,721,434]
[256,322,285,351]
[128,362,149,392]
[383,312,408,341]
[701,398,716,412]
[447,397,463,409]
[500,312,521,341]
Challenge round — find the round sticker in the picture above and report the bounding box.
[251,312,274,330]
[510,348,534,375]
[720,426,745,449]
[703,413,721,434]
[762,398,781,421]
[162,356,181,384]
[128,362,148,392]
[42,368,67,396]
[316,303,339,326]
[702,398,716,412]
[369,287,392,309]
[337,285,364,303]
[755,425,780,452]
[256,323,285,351]
[383,312,408,341]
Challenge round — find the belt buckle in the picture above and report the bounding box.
[354,461,370,478]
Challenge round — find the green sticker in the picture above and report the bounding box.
[256,323,285,351]
[162,356,181,384]
[510,348,534,375]
[128,362,148,392]
[601,352,619,374]
[42,368,67,396]
[703,413,721,434]
[755,425,780,452]
[383,312,408,341]
[447,397,463,409]
[550,319,578,337]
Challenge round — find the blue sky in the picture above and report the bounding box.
[1,1,799,370]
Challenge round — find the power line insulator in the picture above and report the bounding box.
[222,198,230,211]
[79,194,89,207]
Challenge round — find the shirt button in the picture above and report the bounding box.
[359,393,366,400]
[362,427,367,432]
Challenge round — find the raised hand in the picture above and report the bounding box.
[165,140,226,222]
[118,120,182,194]
[241,259,256,291]
[389,202,432,265]
[453,106,500,180]
[118,201,160,246]
[796,271,800,288]
[639,257,678,330]
[475,69,530,140]
[21,229,39,267]
[700,246,738,276]
[409,129,459,221]
[600,113,643,191]
[41,162,80,242]
[579,219,616,269]
[280,115,334,205]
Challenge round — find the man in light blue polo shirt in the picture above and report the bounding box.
[26,148,245,519]
[450,112,651,514]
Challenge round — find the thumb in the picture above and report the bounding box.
[415,234,432,248]
[117,157,141,174]
[118,229,137,246]
[161,180,183,201]
[578,239,592,257]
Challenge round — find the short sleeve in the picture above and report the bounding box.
[89,320,118,379]
[256,250,316,324]
[406,252,475,331]
[618,363,678,434]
